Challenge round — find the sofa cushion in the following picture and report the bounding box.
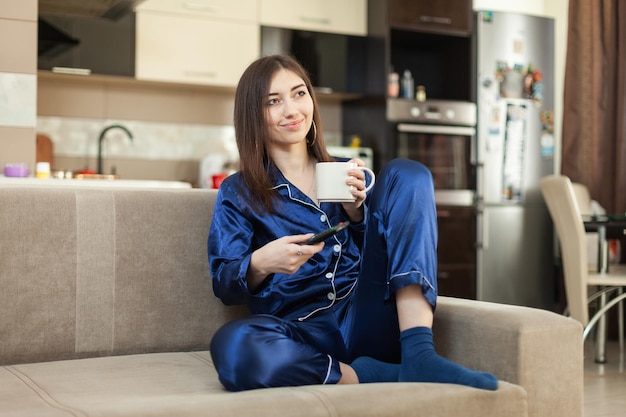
[0,351,526,417]
[0,187,247,366]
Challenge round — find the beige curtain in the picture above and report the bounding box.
[562,0,626,214]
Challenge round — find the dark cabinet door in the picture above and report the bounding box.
[38,13,135,77]
[436,205,476,299]
[437,266,476,299]
[388,0,473,35]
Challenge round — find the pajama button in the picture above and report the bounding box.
[325,272,333,279]
[327,292,335,300]
[320,214,327,222]
[333,244,341,253]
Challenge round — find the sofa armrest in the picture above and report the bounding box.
[433,296,583,417]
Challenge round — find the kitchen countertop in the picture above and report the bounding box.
[0,176,192,189]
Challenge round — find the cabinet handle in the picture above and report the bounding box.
[52,67,92,76]
[419,15,452,25]
[183,2,219,13]
[299,16,331,25]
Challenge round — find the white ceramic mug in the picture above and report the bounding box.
[316,162,376,203]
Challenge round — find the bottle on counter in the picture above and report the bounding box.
[35,162,51,179]
[416,85,427,102]
[387,70,399,97]
[401,70,414,99]
[350,135,361,148]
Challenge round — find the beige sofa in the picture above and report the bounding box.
[0,186,583,417]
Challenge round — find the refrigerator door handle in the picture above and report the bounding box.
[476,208,488,250]
[474,160,485,202]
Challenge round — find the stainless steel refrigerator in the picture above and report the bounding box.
[474,11,556,310]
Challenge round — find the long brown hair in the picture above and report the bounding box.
[233,54,332,213]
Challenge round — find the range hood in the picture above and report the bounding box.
[39,0,145,20]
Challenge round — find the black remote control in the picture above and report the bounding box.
[303,221,350,245]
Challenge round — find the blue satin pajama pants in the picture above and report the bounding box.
[210,159,439,391]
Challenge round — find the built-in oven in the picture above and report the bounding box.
[387,98,476,200]
[387,98,478,299]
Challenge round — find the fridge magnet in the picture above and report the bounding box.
[495,61,507,83]
[496,63,544,103]
[540,110,554,159]
[540,110,554,133]
[529,66,544,105]
[499,64,525,98]
[541,132,554,159]
[486,102,505,153]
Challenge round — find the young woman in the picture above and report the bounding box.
[208,54,497,392]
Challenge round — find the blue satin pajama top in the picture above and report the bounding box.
[208,165,366,322]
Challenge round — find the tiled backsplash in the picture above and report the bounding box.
[37,116,343,186]
[35,72,343,185]
[38,116,342,163]
[0,73,36,128]
[37,116,240,163]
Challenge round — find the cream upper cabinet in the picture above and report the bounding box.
[260,0,367,36]
[135,0,259,87]
[136,0,257,22]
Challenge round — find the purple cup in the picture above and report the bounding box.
[4,163,30,177]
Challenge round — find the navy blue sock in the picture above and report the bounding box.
[350,356,399,383]
[398,327,498,390]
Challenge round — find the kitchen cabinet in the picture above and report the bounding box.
[261,26,368,95]
[135,0,258,87]
[342,0,474,173]
[389,29,472,100]
[38,13,135,77]
[388,0,472,36]
[136,0,257,22]
[436,205,477,299]
[437,266,476,300]
[260,0,366,36]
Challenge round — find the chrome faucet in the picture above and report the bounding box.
[97,124,133,175]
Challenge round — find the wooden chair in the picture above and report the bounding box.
[540,175,626,360]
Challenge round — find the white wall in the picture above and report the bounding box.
[544,0,569,175]
[473,0,569,174]
[0,0,38,169]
